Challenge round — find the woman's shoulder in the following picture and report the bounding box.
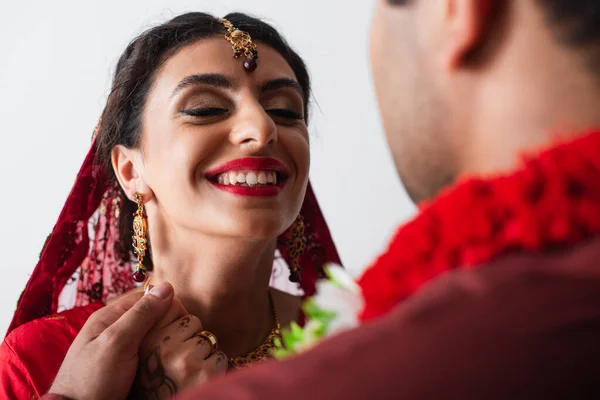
[0,302,104,398]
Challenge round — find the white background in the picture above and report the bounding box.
[0,0,415,335]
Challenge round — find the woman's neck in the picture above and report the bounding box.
[149,231,278,356]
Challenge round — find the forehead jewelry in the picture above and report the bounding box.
[218,18,259,72]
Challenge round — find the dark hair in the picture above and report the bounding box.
[536,1,600,50]
[522,1,600,77]
[95,12,311,267]
[388,0,600,73]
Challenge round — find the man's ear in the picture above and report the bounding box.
[441,0,494,69]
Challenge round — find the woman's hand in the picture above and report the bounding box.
[131,296,228,399]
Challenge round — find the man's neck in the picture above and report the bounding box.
[457,0,600,178]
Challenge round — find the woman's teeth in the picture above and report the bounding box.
[216,170,278,186]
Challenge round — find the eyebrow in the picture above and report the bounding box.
[260,78,304,98]
[170,73,304,99]
[171,73,234,98]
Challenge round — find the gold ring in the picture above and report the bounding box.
[197,331,218,356]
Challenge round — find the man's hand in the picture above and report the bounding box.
[48,282,174,400]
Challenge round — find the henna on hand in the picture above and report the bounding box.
[178,317,191,330]
[193,334,206,346]
[132,347,178,400]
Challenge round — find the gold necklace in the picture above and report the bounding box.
[228,293,282,370]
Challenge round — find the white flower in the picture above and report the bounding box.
[275,264,365,359]
[326,264,361,292]
[313,264,364,336]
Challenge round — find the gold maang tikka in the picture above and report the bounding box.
[132,193,148,283]
[218,18,259,72]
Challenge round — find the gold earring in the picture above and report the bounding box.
[132,193,148,283]
[287,214,306,283]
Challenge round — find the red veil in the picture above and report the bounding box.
[7,124,341,335]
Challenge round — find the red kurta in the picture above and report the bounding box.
[0,303,103,399]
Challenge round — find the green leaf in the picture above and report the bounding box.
[314,321,328,337]
[290,322,304,338]
[278,322,305,352]
[273,336,295,359]
[303,299,336,326]
[273,348,293,359]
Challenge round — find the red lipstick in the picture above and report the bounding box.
[205,157,289,197]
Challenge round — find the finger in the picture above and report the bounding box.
[182,333,214,360]
[202,351,229,375]
[157,296,189,329]
[140,298,196,352]
[163,314,203,342]
[102,282,174,351]
[161,335,214,379]
[80,291,144,338]
[182,351,228,388]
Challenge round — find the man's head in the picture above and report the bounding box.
[371,0,600,204]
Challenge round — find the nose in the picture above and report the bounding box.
[229,101,278,149]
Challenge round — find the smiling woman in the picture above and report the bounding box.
[0,12,340,399]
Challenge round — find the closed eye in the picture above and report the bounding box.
[266,109,303,120]
[180,107,229,117]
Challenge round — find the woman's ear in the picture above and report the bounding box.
[111,145,154,203]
